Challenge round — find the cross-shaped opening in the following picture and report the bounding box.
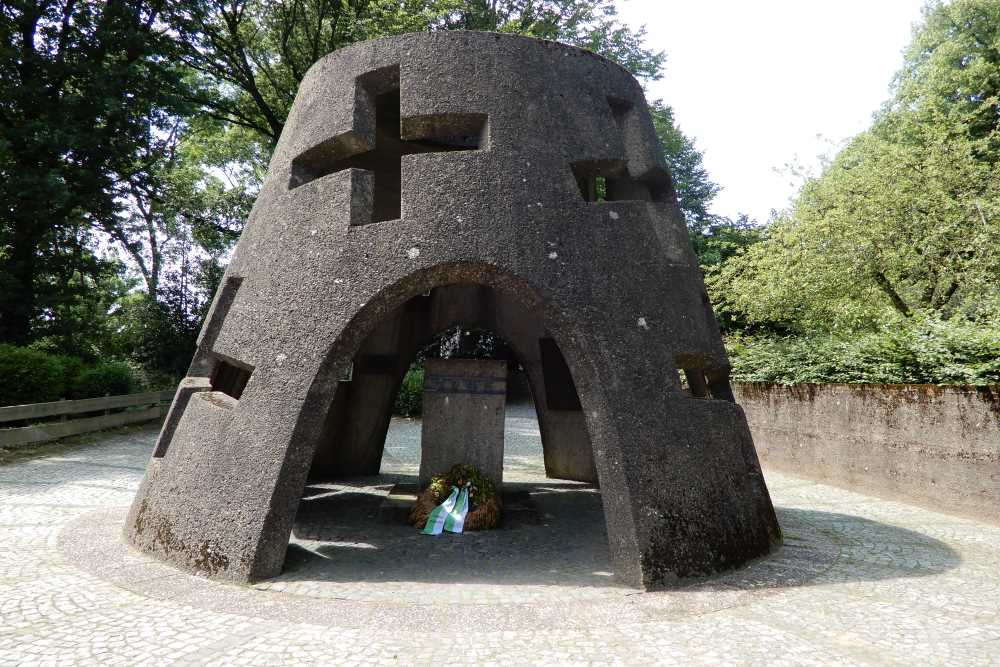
[570,96,673,204]
[290,67,489,224]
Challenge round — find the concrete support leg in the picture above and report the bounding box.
[310,304,424,477]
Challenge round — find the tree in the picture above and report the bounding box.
[648,101,718,230]
[891,0,1000,153]
[712,0,1000,333]
[167,0,478,155]
[0,0,187,344]
[437,0,664,80]
[154,0,674,249]
[168,0,664,153]
[106,118,252,299]
[713,123,999,331]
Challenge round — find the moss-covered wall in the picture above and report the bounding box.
[735,382,1000,524]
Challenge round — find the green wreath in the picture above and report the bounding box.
[410,463,502,531]
[426,463,497,507]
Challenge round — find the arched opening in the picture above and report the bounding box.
[301,279,597,484]
[281,277,621,591]
[377,323,521,481]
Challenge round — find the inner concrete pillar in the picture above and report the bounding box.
[492,297,597,484]
[310,299,426,477]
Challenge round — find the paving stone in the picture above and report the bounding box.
[0,407,998,664]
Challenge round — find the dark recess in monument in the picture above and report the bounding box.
[539,337,583,411]
[683,368,711,399]
[570,159,672,203]
[678,363,736,403]
[291,284,607,563]
[706,370,736,403]
[211,358,252,400]
[607,96,633,126]
[356,353,400,375]
[306,282,594,489]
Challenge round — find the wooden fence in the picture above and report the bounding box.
[0,390,173,449]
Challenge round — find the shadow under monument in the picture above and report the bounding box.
[280,473,962,592]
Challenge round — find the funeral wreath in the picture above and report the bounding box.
[410,463,502,531]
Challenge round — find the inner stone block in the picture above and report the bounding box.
[419,358,507,486]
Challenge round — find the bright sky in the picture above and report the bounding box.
[617,0,928,223]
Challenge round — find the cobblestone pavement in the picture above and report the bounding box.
[1,404,999,665]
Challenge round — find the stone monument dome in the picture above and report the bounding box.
[126,31,781,588]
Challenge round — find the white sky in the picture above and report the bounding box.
[616,0,928,223]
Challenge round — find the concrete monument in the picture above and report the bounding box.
[127,31,781,588]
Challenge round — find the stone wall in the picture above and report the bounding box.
[734,383,1000,524]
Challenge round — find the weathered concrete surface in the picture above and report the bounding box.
[735,382,1000,524]
[127,31,780,588]
[419,358,507,485]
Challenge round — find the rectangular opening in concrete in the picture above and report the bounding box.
[678,361,736,403]
[705,370,736,402]
[682,368,710,399]
[211,358,253,400]
[607,96,633,127]
[570,159,656,203]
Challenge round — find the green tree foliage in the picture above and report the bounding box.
[436,0,664,80]
[169,0,400,148]
[892,0,999,150]
[155,0,713,253]
[0,0,724,384]
[647,99,763,277]
[648,100,718,231]
[713,0,1000,334]
[393,366,425,417]
[0,0,187,344]
[167,0,665,155]
[0,345,66,405]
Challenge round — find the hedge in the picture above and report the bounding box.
[0,345,67,407]
[727,318,1000,386]
[0,345,143,407]
[393,367,424,417]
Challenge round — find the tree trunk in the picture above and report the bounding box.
[0,223,39,345]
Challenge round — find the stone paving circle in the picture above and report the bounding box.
[2,404,999,664]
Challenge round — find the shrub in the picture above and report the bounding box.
[727,317,1000,386]
[393,366,424,417]
[70,361,140,399]
[50,354,86,393]
[0,344,67,406]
